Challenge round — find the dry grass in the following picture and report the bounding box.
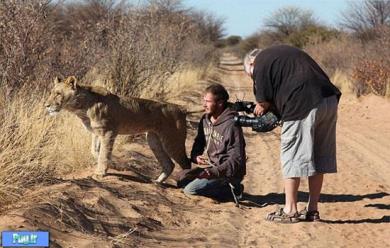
[50,112,93,174]
[305,35,362,77]
[0,93,54,204]
[0,89,91,207]
[330,69,354,95]
[140,65,212,100]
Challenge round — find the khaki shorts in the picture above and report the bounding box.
[281,95,338,178]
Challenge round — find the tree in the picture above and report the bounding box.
[264,6,317,36]
[190,10,225,43]
[225,35,242,46]
[341,0,390,40]
[260,6,337,48]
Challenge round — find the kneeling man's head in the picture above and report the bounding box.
[203,83,229,117]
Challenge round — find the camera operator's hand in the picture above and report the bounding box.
[197,168,211,179]
[254,101,270,116]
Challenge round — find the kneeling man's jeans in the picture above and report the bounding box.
[183,178,241,198]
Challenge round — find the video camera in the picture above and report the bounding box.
[231,100,280,132]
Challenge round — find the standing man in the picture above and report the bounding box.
[182,83,246,199]
[244,45,341,223]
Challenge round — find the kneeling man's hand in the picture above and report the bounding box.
[197,168,211,179]
[196,155,209,166]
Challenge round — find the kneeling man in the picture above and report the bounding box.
[182,83,246,199]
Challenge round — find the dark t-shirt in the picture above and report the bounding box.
[252,45,341,121]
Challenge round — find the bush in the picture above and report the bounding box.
[304,34,362,76]
[305,26,390,97]
[286,25,339,48]
[236,34,262,57]
[0,0,55,92]
[260,6,339,48]
[101,0,220,96]
[351,26,390,96]
[0,0,221,97]
[352,59,389,96]
[340,0,390,41]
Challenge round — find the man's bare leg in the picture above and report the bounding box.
[283,177,300,214]
[308,173,323,211]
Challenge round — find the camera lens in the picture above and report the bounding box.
[234,115,259,127]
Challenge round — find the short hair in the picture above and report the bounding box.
[205,83,229,104]
[243,48,262,74]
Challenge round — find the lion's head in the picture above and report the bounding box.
[45,76,78,116]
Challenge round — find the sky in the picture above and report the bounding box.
[182,0,352,38]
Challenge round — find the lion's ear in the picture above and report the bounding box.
[65,76,77,90]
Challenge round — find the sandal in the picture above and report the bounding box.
[265,208,300,223]
[298,208,321,222]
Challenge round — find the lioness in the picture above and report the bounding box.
[45,76,191,182]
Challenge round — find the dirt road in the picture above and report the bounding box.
[0,53,388,247]
[142,53,390,248]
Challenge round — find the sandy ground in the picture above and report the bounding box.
[0,53,389,248]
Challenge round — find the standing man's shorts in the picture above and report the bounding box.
[280,95,338,178]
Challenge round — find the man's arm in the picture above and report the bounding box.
[207,125,245,179]
[253,65,273,116]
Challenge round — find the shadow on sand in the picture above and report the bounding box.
[320,216,389,224]
[242,191,389,206]
[239,191,389,224]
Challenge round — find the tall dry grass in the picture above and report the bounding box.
[140,65,214,100]
[0,88,91,207]
[305,35,362,78]
[330,69,353,94]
